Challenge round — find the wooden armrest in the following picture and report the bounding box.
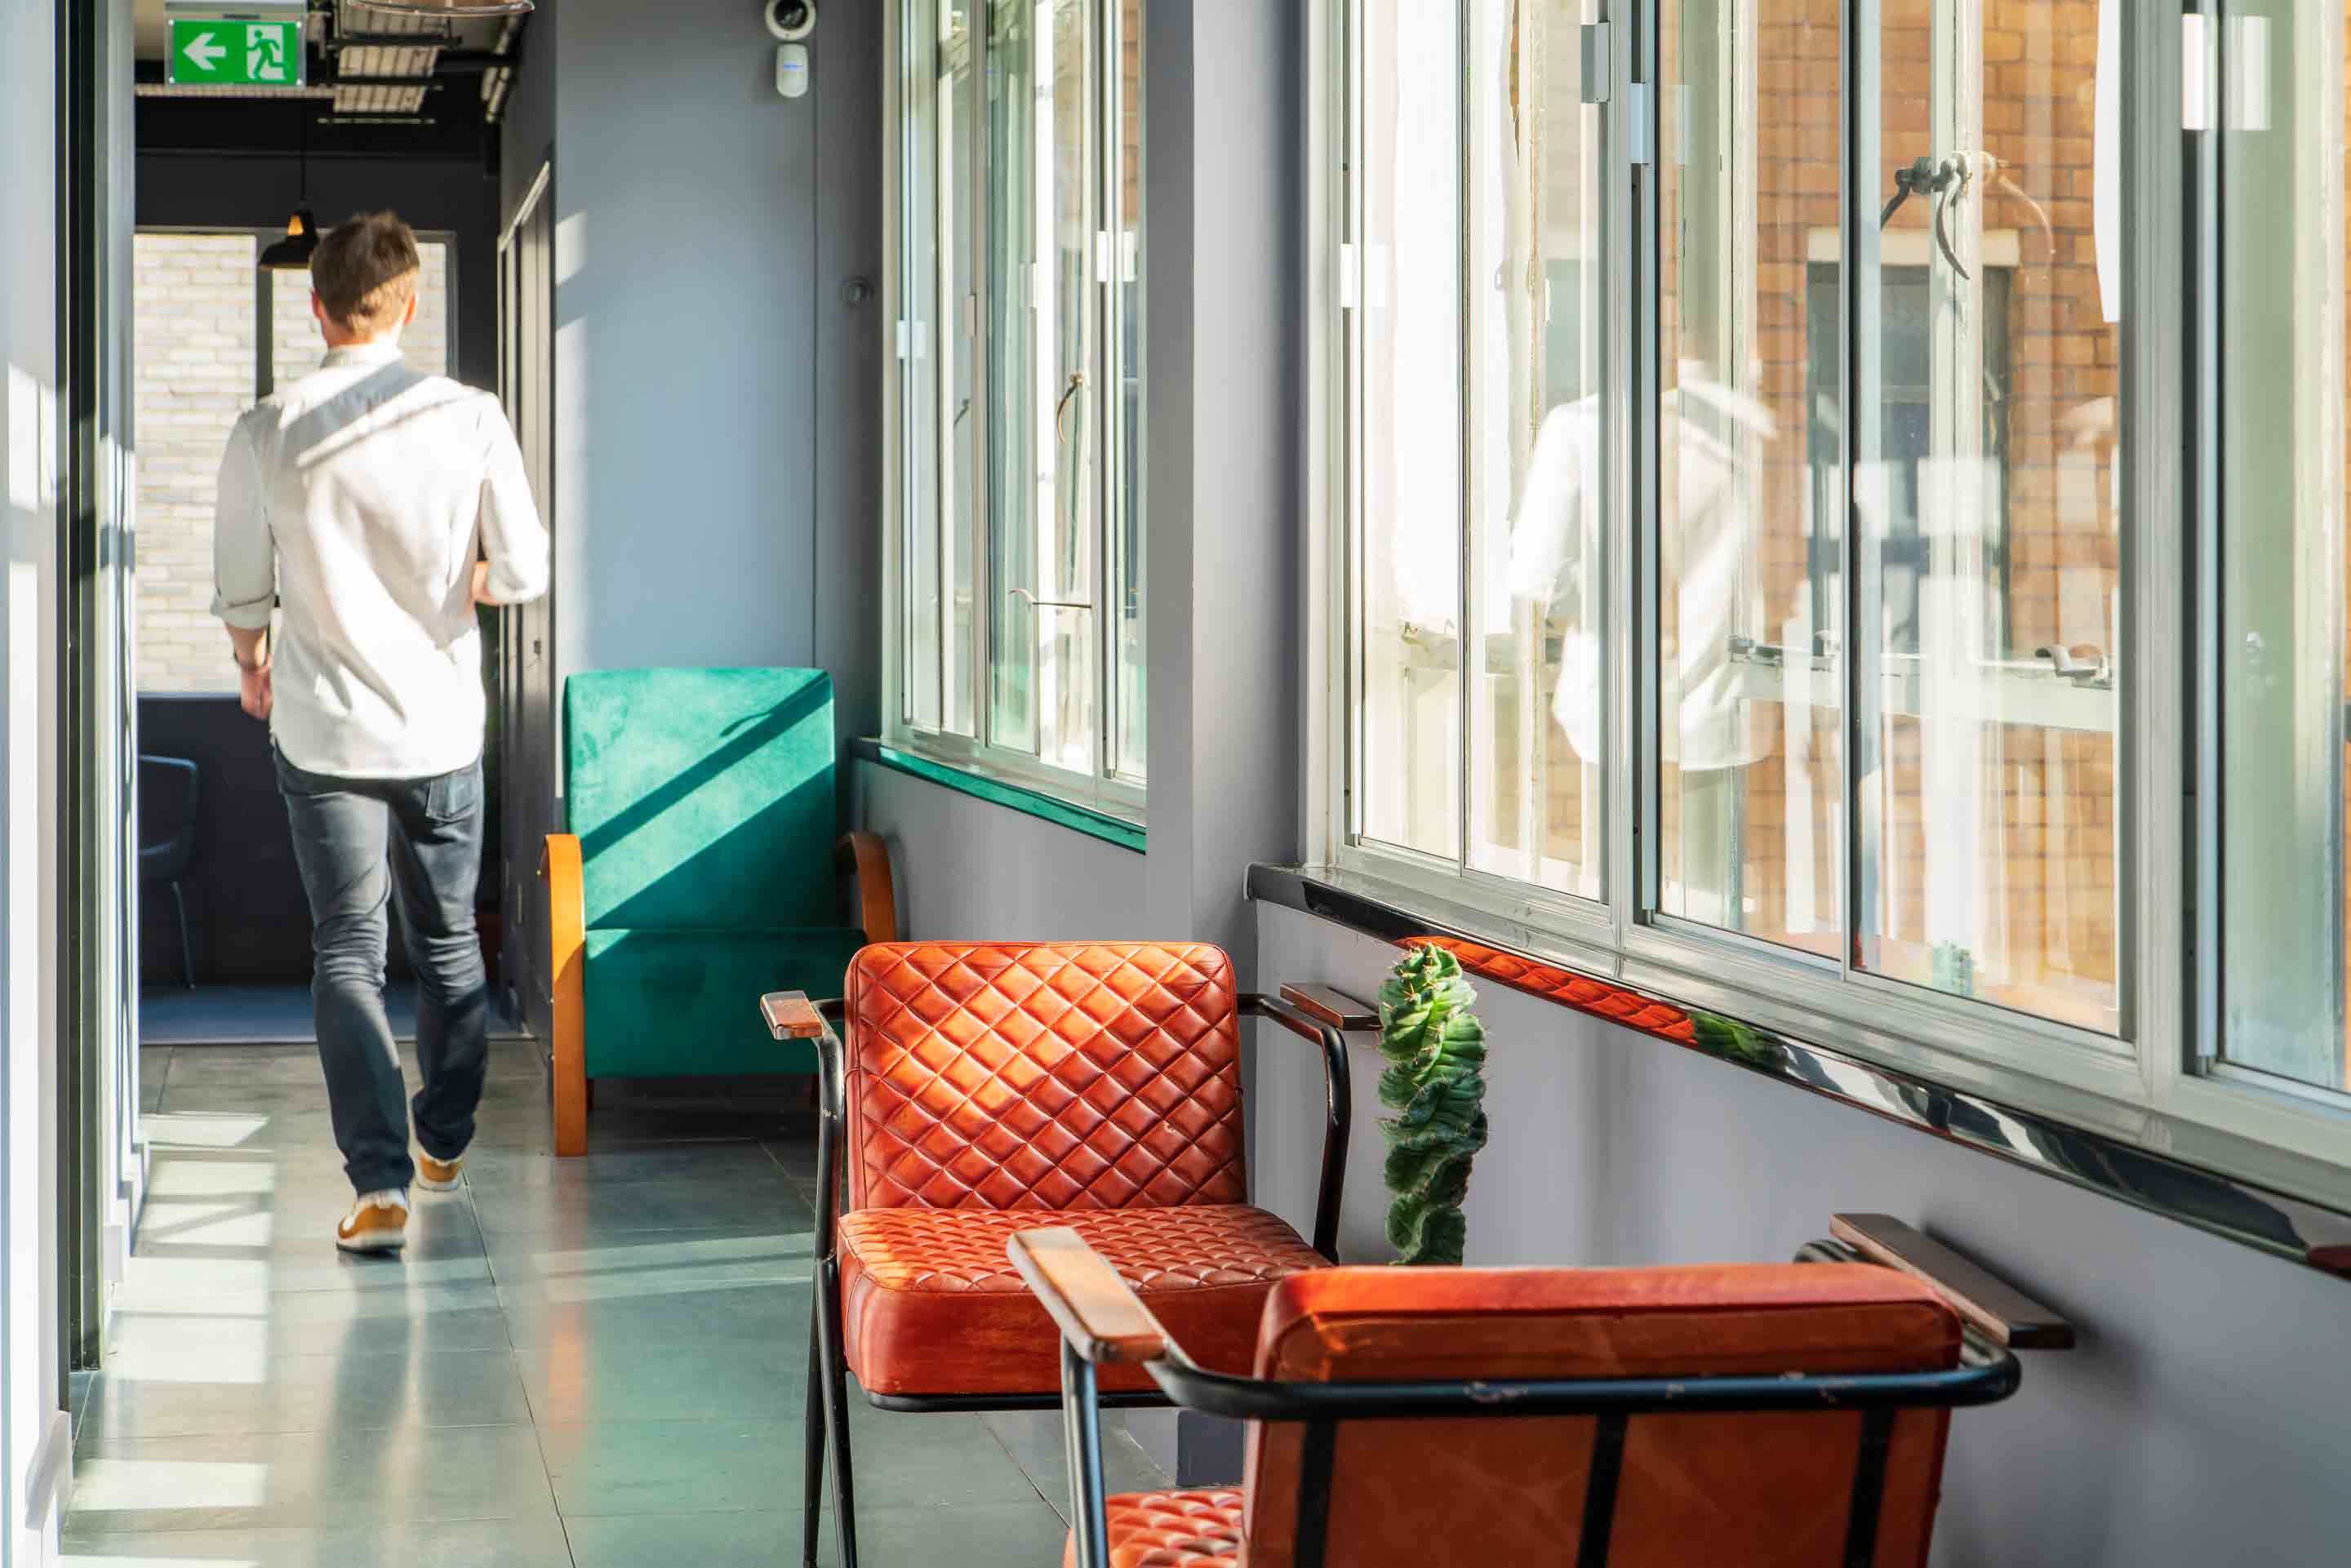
[837,830,899,946]
[1832,1213,2075,1351]
[1006,1227,1170,1366]
[1278,982,1378,1033]
[762,990,828,1042]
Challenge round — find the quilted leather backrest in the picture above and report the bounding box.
[843,942,1247,1211]
[563,668,836,931]
[1242,1264,1963,1568]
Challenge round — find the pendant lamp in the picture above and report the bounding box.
[258,207,321,271]
[259,113,318,271]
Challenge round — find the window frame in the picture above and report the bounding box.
[881,0,1147,825]
[1308,0,2351,1193]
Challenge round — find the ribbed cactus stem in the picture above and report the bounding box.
[1375,944,1490,1266]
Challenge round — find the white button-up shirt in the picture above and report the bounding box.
[211,341,549,780]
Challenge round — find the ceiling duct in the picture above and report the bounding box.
[349,0,534,16]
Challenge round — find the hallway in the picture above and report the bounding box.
[63,1045,1167,1566]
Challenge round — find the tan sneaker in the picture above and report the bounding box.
[336,1190,409,1254]
[412,1141,466,1193]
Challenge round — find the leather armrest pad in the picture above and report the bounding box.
[1007,1227,1170,1366]
[1833,1214,2074,1350]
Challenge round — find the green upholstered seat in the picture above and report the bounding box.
[564,668,865,1077]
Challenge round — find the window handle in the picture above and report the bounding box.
[1010,586,1094,613]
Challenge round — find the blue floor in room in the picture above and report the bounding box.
[69,1046,1168,1566]
[140,984,424,1046]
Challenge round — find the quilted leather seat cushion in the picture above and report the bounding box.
[838,1205,1322,1396]
[1242,1264,1964,1568]
[1063,1490,1244,1568]
[844,943,1247,1211]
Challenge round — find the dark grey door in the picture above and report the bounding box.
[498,169,558,1045]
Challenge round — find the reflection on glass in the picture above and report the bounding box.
[1111,0,1145,781]
[1854,0,2121,1033]
[1465,0,1605,899]
[1354,0,1463,860]
[2218,0,2349,1092]
[988,0,1041,752]
[988,0,1098,773]
[1659,1,1842,954]
[1039,0,1099,775]
[901,2,953,731]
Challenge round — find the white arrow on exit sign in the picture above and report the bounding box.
[180,30,227,73]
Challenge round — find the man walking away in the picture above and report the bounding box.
[212,211,549,1253]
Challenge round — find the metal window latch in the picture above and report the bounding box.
[1580,22,1611,104]
[1624,82,1652,167]
[2182,14,2213,131]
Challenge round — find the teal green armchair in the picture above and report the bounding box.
[540,668,894,1155]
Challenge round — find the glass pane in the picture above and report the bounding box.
[1038,0,1099,774]
[987,0,1041,752]
[1465,0,1605,899]
[1354,0,1464,860]
[944,6,978,737]
[901,0,973,735]
[986,0,1098,772]
[1110,0,1146,782]
[1852,1,2122,1033]
[2217,1,2349,1091]
[1658,1,1841,953]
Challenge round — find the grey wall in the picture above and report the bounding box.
[532,0,884,728]
[855,767,1153,940]
[137,152,500,391]
[1252,903,2351,1567]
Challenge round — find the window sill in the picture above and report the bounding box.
[1248,861,2351,1285]
[855,738,1146,855]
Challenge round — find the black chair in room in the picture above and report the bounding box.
[140,753,201,989]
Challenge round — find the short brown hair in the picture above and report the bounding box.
[311,211,421,334]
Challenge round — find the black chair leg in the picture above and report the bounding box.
[814,1259,860,1568]
[170,881,194,990]
[802,1304,827,1568]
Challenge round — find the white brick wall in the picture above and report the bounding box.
[134,234,453,695]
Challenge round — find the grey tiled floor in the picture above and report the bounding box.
[71,1046,1170,1566]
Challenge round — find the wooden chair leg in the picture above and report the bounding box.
[553,1046,588,1157]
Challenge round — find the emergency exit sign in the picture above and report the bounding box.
[167,18,304,88]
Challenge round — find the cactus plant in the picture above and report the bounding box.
[1375,944,1491,1266]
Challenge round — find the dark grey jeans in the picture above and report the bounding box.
[277,748,488,1196]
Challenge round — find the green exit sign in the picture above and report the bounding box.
[167,18,304,88]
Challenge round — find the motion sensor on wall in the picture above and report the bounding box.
[767,0,812,98]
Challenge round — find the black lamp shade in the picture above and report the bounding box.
[259,208,320,272]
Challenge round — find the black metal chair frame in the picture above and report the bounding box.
[138,753,200,990]
[1046,1252,2024,1568]
[798,992,1352,1568]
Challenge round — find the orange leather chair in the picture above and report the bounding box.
[762,941,1351,1568]
[1009,1220,2055,1568]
